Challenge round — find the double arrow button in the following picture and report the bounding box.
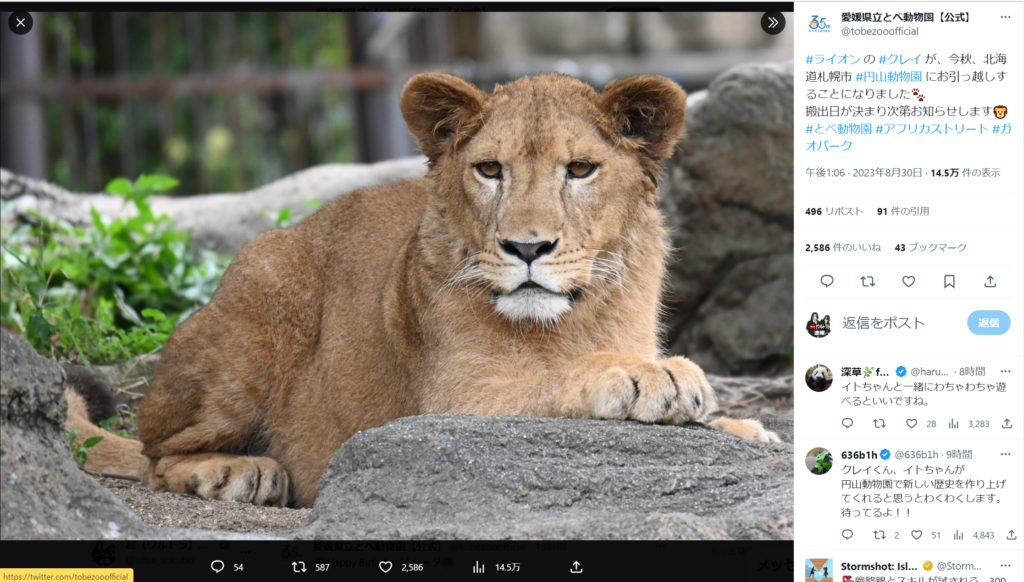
[761,12,786,34]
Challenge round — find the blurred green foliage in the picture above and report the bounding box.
[263,198,322,228]
[1,174,229,365]
[42,12,355,195]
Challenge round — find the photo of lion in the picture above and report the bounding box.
[1,13,794,542]
[62,72,779,508]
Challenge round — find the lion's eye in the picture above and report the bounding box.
[567,160,596,179]
[476,162,502,179]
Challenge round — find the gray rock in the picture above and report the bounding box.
[1,328,149,539]
[2,329,790,539]
[661,62,794,375]
[0,329,273,540]
[295,413,792,540]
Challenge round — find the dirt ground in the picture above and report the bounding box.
[96,476,309,534]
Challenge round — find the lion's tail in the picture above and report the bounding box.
[63,364,149,480]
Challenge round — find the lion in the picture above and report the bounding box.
[73,72,779,508]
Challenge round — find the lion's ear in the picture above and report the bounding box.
[401,73,486,161]
[598,75,686,160]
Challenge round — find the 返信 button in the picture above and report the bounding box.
[967,310,1010,335]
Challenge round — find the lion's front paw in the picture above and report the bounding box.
[584,355,716,424]
[709,417,781,443]
[149,453,290,506]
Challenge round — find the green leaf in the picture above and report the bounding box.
[98,417,120,432]
[106,218,125,236]
[0,243,33,270]
[82,436,104,448]
[26,310,51,349]
[72,316,90,334]
[135,174,180,194]
[125,214,150,235]
[134,199,155,221]
[276,207,292,226]
[104,178,133,196]
[89,207,107,235]
[141,308,166,321]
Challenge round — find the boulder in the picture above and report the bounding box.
[660,62,794,375]
[3,328,790,539]
[295,413,792,540]
[1,328,145,539]
[0,329,271,540]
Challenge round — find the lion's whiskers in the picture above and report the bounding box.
[428,244,641,330]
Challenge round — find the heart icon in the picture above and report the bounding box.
[907,419,917,428]
[379,562,392,573]
[903,276,915,287]
[911,530,923,539]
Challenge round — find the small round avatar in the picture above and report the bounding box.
[806,447,833,475]
[805,364,833,392]
[806,312,831,338]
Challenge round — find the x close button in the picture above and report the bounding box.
[8,11,34,35]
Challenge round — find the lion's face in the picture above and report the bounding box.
[451,89,640,324]
[402,73,686,324]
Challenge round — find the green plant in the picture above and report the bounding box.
[1,174,229,365]
[66,427,103,469]
[98,416,131,438]
[122,405,139,432]
[263,198,324,229]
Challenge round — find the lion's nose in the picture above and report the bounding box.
[499,239,557,265]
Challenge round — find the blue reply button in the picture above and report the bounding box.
[967,310,1011,335]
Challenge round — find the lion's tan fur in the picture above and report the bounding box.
[65,390,148,477]
[78,73,777,508]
